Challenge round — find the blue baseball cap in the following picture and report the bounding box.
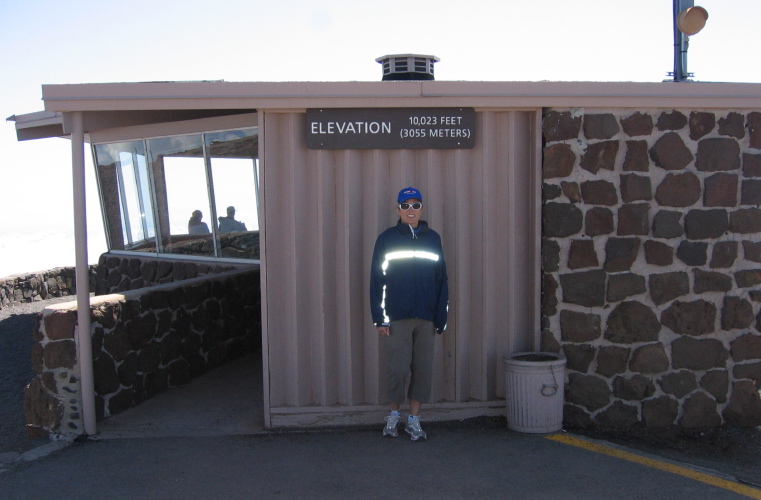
[398,187,423,204]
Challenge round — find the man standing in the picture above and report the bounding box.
[370,187,448,441]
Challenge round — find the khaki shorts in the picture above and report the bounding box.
[384,318,435,405]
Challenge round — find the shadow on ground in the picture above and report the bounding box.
[0,312,47,455]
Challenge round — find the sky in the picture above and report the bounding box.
[1,0,760,278]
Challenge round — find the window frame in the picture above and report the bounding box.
[91,119,260,264]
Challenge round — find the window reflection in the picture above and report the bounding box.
[94,141,155,251]
[94,127,259,261]
[207,129,259,260]
[147,134,213,257]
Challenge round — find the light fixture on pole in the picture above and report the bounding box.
[669,0,708,81]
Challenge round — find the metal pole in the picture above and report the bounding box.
[673,0,694,81]
[71,111,96,436]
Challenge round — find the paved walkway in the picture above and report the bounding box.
[2,424,761,499]
[3,334,761,498]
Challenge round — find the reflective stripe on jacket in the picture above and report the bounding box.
[370,220,448,333]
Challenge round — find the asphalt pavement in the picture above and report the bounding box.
[2,423,760,499]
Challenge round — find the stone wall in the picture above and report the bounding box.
[541,108,761,429]
[0,266,96,312]
[24,267,261,439]
[95,253,253,295]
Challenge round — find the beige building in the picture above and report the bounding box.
[12,73,761,437]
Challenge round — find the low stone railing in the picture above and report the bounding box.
[0,266,96,312]
[24,267,261,439]
[94,253,253,295]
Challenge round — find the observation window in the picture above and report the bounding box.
[93,127,259,262]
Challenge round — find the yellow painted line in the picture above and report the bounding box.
[546,433,761,499]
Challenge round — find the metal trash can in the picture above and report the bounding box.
[503,352,566,433]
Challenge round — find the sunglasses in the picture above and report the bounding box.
[399,202,423,210]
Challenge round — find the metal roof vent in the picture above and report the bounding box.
[375,54,439,81]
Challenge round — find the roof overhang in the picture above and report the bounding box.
[11,80,761,141]
[39,80,761,110]
[7,111,65,141]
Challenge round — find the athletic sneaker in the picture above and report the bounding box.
[383,412,401,437]
[405,417,427,441]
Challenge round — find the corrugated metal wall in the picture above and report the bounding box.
[261,109,541,427]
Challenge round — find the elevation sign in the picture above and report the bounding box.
[306,108,475,149]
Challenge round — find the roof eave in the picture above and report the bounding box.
[39,80,761,113]
[8,111,65,141]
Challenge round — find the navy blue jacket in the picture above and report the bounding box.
[370,220,448,333]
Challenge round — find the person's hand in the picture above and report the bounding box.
[377,326,390,336]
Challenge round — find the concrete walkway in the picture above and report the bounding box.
[3,353,761,499]
[97,354,264,440]
[3,425,760,498]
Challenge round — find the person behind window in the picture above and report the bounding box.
[188,210,210,235]
[218,205,247,233]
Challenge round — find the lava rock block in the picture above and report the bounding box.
[621,112,654,137]
[693,269,733,293]
[650,133,693,170]
[672,336,728,370]
[560,270,606,307]
[661,300,716,336]
[543,143,577,179]
[581,180,618,206]
[689,111,715,140]
[568,239,599,269]
[649,272,689,306]
[704,173,738,207]
[658,370,697,398]
[543,111,582,142]
[721,297,754,330]
[743,152,761,177]
[613,374,656,400]
[544,203,583,237]
[560,310,601,342]
[652,210,684,238]
[629,343,669,374]
[722,380,761,427]
[585,207,614,236]
[623,140,650,171]
[718,112,745,139]
[656,110,687,131]
[696,138,741,172]
[655,172,701,207]
[583,113,620,140]
[676,241,708,266]
[617,204,650,236]
[644,240,673,266]
[642,395,679,428]
[730,333,761,362]
[709,241,738,268]
[596,346,630,377]
[581,141,619,174]
[620,174,652,202]
[680,392,721,428]
[605,301,661,344]
[684,209,729,240]
[567,373,611,411]
[606,273,646,302]
[604,238,640,272]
